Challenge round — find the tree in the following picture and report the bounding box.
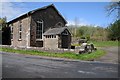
[105,2,120,41]
[68,24,109,41]
[107,20,120,41]
[0,17,11,45]
[106,2,120,19]
[0,17,7,30]
[0,17,7,44]
[74,17,79,37]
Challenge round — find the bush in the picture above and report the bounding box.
[86,35,90,41]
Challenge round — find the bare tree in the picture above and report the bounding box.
[106,2,120,19]
[74,17,79,37]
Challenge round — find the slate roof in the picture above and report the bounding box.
[43,27,68,35]
[8,4,67,24]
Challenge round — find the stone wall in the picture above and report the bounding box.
[11,16,31,48]
[44,35,58,49]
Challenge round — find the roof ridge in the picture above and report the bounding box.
[8,4,67,24]
[30,4,54,14]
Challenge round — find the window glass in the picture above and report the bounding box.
[36,19,43,39]
[54,35,56,38]
[19,21,22,40]
[10,24,13,39]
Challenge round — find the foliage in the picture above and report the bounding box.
[72,41,119,47]
[0,47,106,61]
[0,17,7,30]
[68,25,109,41]
[0,17,7,44]
[89,41,119,47]
[107,20,120,41]
[105,2,120,41]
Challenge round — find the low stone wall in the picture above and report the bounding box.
[0,45,79,54]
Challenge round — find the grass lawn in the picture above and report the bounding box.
[72,41,119,47]
[0,47,106,61]
[91,41,119,47]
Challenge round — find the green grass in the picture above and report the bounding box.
[71,44,81,46]
[91,41,119,47]
[0,47,106,61]
[72,41,119,47]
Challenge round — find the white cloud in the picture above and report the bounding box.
[66,18,90,26]
[66,19,100,27]
[0,2,25,22]
[66,20,88,26]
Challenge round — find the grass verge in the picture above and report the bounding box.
[0,47,106,61]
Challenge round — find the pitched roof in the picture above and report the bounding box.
[43,27,68,35]
[7,4,67,24]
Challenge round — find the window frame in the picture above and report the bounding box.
[18,21,22,41]
[10,24,13,40]
[36,19,43,41]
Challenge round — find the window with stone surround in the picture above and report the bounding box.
[19,21,22,40]
[36,19,43,40]
[10,24,13,40]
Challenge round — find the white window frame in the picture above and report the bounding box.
[10,24,13,40]
[36,19,43,41]
[18,21,22,40]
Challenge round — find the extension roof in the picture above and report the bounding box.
[43,27,69,35]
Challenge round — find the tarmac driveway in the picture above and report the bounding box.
[95,47,118,64]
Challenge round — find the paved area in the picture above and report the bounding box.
[1,52,118,78]
[95,47,118,64]
[0,53,2,79]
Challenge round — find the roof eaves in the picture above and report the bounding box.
[43,27,67,35]
[7,4,67,25]
[30,4,53,14]
[51,5,67,24]
[7,4,53,24]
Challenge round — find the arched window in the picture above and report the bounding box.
[36,19,43,40]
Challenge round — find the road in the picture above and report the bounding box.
[1,52,118,78]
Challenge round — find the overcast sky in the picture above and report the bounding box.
[1,2,117,27]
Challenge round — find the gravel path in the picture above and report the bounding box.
[95,47,118,64]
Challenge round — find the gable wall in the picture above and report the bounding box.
[10,16,31,48]
[30,6,66,47]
